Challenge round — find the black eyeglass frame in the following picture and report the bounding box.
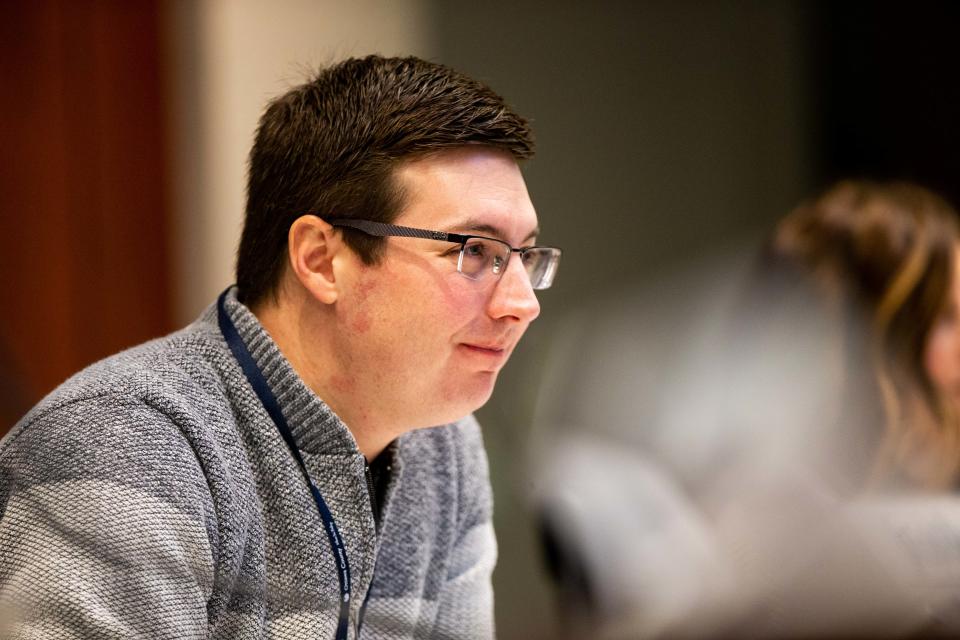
[329,218,561,290]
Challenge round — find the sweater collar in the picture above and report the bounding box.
[213,286,362,457]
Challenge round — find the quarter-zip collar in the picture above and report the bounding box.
[217,286,360,457]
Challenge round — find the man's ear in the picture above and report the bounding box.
[287,215,344,304]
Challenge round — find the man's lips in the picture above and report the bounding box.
[461,343,505,353]
[459,342,511,361]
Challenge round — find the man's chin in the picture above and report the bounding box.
[430,371,499,423]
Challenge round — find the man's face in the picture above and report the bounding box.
[329,147,542,428]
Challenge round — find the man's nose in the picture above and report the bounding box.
[487,255,541,323]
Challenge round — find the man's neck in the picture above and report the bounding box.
[251,295,396,462]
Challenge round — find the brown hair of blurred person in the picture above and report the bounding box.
[766,180,960,489]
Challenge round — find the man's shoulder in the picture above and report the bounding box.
[1,315,239,476]
[14,317,227,431]
[0,316,241,525]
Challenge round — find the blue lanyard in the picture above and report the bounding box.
[217,290,352,640]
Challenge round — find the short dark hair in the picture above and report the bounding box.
[236,55,535,306]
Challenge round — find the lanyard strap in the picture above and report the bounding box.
[217,290,351,640]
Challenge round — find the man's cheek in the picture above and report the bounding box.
[349,310,372,334]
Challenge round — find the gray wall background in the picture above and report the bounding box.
[431,2,815,636]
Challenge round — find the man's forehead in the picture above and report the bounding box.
[392,148,539,242]
[447,218,540,243]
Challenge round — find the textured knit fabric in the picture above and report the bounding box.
[0,288,496,639]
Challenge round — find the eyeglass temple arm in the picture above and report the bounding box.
[331,219,562,256]
[330,219,471,244]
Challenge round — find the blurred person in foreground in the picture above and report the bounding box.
[0,55,561,639]
[534,180,960,639]
[746,180,960,491]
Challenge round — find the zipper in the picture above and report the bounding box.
[359,455,394,636]
[357,463,378,637]
[365,463,378,531]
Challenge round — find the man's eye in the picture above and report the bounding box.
[463,242,489,260]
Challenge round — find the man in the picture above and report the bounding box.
[0,55,560,639]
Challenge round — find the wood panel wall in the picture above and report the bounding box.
[0,0,172,433]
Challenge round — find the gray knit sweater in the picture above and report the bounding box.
[0,288,496,639]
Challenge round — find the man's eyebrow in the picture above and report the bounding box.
[449,220,540,244]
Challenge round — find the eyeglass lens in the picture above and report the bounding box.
[458,238,560,290]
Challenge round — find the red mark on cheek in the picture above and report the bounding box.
[350,311,371,335]
[329,373,356,394]
[347,277,377,335]
[356,279,377,302]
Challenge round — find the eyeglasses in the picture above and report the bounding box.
[331,219,562,290]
